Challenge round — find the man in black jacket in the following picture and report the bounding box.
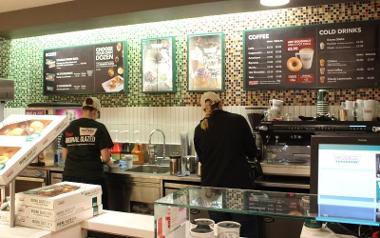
[194,92,259,237]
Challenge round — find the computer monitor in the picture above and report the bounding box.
[311,134,380,226]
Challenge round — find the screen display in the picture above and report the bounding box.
[317,144,380,226]
[43,42,126,95]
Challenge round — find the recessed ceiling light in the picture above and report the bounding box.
[260,0,290,7]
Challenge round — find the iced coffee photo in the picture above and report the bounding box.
[295,47,314,70]
[319,58,325,67]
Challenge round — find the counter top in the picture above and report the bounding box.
[0,210,154,238]
[82,210,154,238]
[32,165,201,183]
[0,224,51,238]
[108,166,201,182]
[0,223,83,238]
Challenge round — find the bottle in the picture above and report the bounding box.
[111,143,121,161]
[132,143,144,165]
[131,130,144,165]
[55,147,64,167]
[43,143,55,167]
[339,102,348,121]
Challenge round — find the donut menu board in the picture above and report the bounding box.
[244,21,380,90]
[43,42,126,95]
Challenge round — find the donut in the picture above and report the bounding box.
[9,127,24,136]
[30,121,45,133]
[0,155,9,164]
[287,57,303,73]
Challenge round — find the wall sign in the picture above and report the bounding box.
[43,42,127,95]
[244,21,380,90]
[142,37,176,93]
[188,33,224,92]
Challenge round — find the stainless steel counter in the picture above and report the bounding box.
[32,165,201,183]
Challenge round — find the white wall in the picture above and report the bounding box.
[4,105,340,144]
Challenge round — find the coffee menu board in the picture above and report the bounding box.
[244,21,380,90]
[44,42,126,94]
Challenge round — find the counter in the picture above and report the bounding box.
[39,164,201,183]
[26,164,200,213]
[1,210,154,238]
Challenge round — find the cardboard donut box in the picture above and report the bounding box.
[0,114,69,185]
[13,181,103,231]
[16,193,102,220]
[16,204,103,231]
[15,181,102,210]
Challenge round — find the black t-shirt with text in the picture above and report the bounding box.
[61,118,113,179]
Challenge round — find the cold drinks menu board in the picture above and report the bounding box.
[44,42,126,94]
[244,21,380,90]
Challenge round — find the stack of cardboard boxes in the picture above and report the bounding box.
[14,181,102,231]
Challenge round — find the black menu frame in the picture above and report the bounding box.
[43,41,128,95]
[243,21,380,90]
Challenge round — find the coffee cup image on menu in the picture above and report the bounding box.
[320,76,326,84]
[86,70,93,77]
[320,42,325,50]
[320,67,326,75]
[287,47,314,73]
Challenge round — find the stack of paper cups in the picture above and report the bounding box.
[316,89,329,116]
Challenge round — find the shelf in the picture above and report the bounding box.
[155,186,317,220]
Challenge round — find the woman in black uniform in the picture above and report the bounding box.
[194,92,259,237]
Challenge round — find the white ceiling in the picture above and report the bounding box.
[0,0,74,13]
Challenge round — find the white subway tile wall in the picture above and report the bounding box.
[0,105,360,144]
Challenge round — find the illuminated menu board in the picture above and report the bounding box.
[244,21,380,90]
[43,42,126,95]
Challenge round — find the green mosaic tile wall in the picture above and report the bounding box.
[0,0,379,108]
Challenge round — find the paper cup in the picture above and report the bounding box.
[217,221,241,238]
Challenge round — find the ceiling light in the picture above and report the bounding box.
[260,0,290,7]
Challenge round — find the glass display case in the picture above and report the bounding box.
[154,186,317,238]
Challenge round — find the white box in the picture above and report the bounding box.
[0,210,9,225]
[0,115,69,185]
[16,204,103,231]
[16,194,102,220]
[16,181,102,210]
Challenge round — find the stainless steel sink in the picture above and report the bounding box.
[127,165,170,173]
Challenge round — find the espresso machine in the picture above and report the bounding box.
[252,120,380,193]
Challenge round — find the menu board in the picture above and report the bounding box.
[244,21,380,90]
[43,42,126,95]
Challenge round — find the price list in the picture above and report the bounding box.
[245,33,284,87]
[244,21,380,90]
[316,22,379,88]
[244,27,316,90]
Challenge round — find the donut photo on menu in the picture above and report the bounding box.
[287,57,303,73]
